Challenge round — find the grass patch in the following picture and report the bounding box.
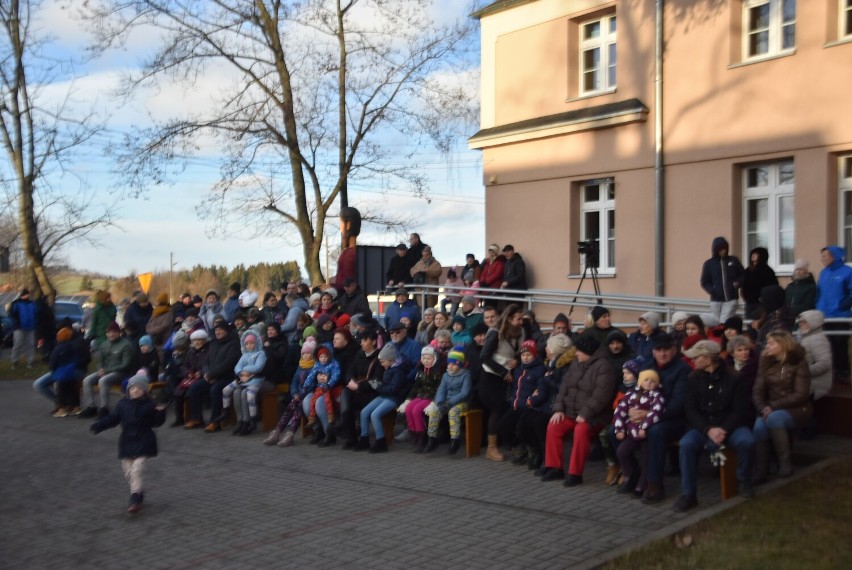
[0,358,50,382]
[603,456,852,570]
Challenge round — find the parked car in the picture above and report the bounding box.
[0,306,12,347]
[54,301,84,330]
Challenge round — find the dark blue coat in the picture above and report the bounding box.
[700,237,745,303]
[374,363,410,405]
[91,397,166,459]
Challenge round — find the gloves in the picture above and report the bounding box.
[368,379,382,390]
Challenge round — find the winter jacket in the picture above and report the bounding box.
[124,301,153,335]
[753,346,812,427]
[344,349,382,394]
[642,355,691,422]
[49,340,79,383]
[510,357,547,411]
[479,255,506,290]
[233,330,268,383]
[280,297,308,336]
[503,253,528,290]
[603,330,635,380]
[97,336,135,376]
[434,367,472,407]
[303,358,341,392]
[410,256,443,286]
[614,387,666,438]
[384,299,421,330]
[145,306,174,348]
[551,353,616,427]
[386,255,411,286]
[199,301,225,331]
[784,273,817,318]
[815,245,852,317]
[205,329,241,383]
[684,364,751,435]
[798,310,833,400]
[87,300,117,342]
[408,362,446,400]
[180,343,209,380]
[91,396,166,459]
[742,247,778,306]
[138,350,161,384]
[262,334,290,385]
[700,237,745,303]
[627,327,666,363]
[9,297,37,331]
[337,286,371,318]
[393,337,422,381]
[373,362,411,405]
[456,306,484,332]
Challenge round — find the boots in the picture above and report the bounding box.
[448,439,460,455]
[424,437,438,453]
[277,428,295,447]
[310,426,325,444]
[770,428,793,477]
[486,435,505,462]
[412,432,426,453]
[318,426,337,447]
[353,436,371,451]
[753,439,770,484]
[369,439,388,453]
[232,421,246,435]
[510,444,528,465]
[263,429,282,445]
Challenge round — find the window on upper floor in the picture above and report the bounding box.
[743,160,795,271]
[580,179,615,272]
[840,155,852,254]
[743,0,795,60]
[579,14,616,96]
[843,0,852,39]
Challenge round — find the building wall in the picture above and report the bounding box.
[476,0,852,305]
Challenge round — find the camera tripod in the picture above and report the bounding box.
[568,263,602,318]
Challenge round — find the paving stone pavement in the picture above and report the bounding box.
[2,380,850,570]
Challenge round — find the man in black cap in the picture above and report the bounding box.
[579,305,619,348]
[386,243,410,288]
[632,332,691,504]
[337,277,370,318]
[387,322,421,381]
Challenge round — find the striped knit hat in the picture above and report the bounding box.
[447,347,465,366]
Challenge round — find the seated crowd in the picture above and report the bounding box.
[29,237,838,513]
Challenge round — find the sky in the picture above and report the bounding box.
[21,0,487,280]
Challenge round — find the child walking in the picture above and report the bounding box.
[90,373,166,513]
[425,347,472,454]
[613,369,666,497]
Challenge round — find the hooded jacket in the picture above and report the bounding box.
[479,254,506,289]
[742,247,778,305]
[700,237,745,303]
[798,310,832,400]
[784,272,816,319]
[815,245,852,317]
[754,345,812,426]
[233,330,267,384]
[503,253,528,290]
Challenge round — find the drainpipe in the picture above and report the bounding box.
[654,0,665,297]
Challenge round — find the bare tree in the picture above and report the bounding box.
[81,0,479,284]
[0,0,117,296]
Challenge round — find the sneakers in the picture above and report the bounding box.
[673,494,698,513]
[394,429,410,443]
[52,408,69,418]
[262,429,282,445]
[68,407,82,416]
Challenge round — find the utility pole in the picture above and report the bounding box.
[169,252,176,303]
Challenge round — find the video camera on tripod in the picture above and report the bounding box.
[577,239,599,269]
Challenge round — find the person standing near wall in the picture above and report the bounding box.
[700,237,744,323]
[815,245,852,384]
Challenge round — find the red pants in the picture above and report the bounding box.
[544,418,603,476]
[308,385,342,421]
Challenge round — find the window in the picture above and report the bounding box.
[580,179,615,271]
[743,0,795,59]
[840,155,852,253]
[844,0,852,39]
[743,160,795,270]
[579,15,616,95]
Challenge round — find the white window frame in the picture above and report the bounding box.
[839,155,852,255]
[742,160,795,272]
[743,0,796,60]
[579,14,616,96]
[579,178,615,273]
[843,0,852,39]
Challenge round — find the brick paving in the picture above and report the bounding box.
[2,379,850,570]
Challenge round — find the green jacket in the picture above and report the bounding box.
[98,336,134,376]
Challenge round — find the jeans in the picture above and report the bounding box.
[709,300,738,323]
[678,426,755,496]
[753,410,794,441]
[32,372,55,402]
[646,420,685,485]
[359,397,397,438]
[82,371,124,409]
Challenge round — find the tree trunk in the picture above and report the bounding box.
[17,180,55,298]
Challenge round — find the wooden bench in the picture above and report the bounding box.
[672,441,738,500]
[303,409,396,445]
[261,383,290,431]
[461,408,483,458]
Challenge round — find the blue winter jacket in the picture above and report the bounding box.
[435,367,472,407]
[233,330,267,383]
[9,298,37,331]
[374,362,411,405]
[815,245,852,317]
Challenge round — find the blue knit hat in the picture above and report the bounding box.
[622,358,642,378]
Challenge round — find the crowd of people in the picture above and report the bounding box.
[20,235,852,513]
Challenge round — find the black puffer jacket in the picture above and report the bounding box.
[91,396,166,459]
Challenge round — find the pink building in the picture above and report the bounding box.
[470,0,852,300]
